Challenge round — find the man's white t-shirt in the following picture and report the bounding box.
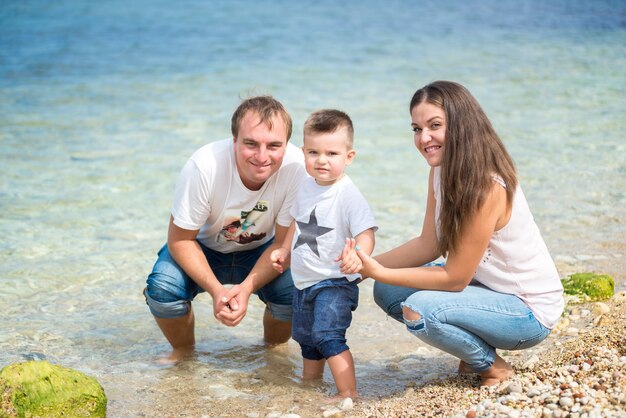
[289,175,378,290]
[171,138,307,253]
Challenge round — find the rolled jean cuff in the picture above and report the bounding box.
[472,347,497,373]
[144,288,190,319]
[319,341,349,359]
[265,302,292,323]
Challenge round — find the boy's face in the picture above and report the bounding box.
[302,127,355,186]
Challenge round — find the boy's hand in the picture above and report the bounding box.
[336,238,363,275]
[354,246,382,279]
[270,248,290,273]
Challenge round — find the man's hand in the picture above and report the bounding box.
[214,284,252,327]
[270,248,290,274]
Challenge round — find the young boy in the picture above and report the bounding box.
[270,109,377,399]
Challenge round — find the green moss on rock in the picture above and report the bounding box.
[0,360,106,418]
[561,272,615,301]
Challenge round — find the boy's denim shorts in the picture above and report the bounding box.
[292,278,359,361]
[144,239,295,322]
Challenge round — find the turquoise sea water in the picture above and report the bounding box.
[1,1,625,415]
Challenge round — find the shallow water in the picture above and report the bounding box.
[1,0,625,416]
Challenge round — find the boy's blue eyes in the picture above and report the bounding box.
[307,151,338,155]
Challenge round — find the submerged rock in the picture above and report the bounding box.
[0,360,106,417]
[561,272,614,301]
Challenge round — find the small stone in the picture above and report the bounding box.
[566,327,579,336]
[338,397,353,411]
[506,382,523,394]
[466,409,477,418]
[523,355,540,370]
[559,396,574,407]
[527,388,541,397]
[322,408,342,417]
[592,302,610,316]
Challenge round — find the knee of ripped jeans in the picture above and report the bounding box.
[401,303,425,332]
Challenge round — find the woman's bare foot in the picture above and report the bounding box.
[458,360,475,375]
[479,354,514,386]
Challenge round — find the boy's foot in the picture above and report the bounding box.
[479,354,514,386]
[325,394,358,405]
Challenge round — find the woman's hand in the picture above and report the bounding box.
[354,245,383,279]
[335,238,363,275]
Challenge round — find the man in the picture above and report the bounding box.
[145,96,307,361]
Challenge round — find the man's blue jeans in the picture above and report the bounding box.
[145,239,294,322]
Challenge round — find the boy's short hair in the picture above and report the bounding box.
[231,95,293,141]
[303,109,354,148]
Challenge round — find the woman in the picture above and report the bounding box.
[351,81,564,386]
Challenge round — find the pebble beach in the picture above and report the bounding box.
[340,293,626,418]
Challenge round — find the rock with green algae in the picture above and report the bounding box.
[0,360,106,418]
[561,272,615,301]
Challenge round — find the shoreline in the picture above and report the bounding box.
[130,291,626,417]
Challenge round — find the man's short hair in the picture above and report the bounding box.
[231,95,293,141]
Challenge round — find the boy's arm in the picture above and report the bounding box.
[355,228,375,256]
[270,220,296,273]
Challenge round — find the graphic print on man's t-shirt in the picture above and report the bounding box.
[293,207,334,257]
[217,201,268,245]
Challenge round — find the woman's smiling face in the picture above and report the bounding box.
[411,102,447,167]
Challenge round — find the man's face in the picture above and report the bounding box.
[233,111,289,190]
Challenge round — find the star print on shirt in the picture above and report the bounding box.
[293,207,334,258]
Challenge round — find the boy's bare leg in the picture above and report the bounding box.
[302,358,325,380]
[327,350,358,399]
[263,307,292,346]
[479,353,514,386]
[153,307,195,362]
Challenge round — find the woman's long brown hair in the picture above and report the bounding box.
[410,81,517,256]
